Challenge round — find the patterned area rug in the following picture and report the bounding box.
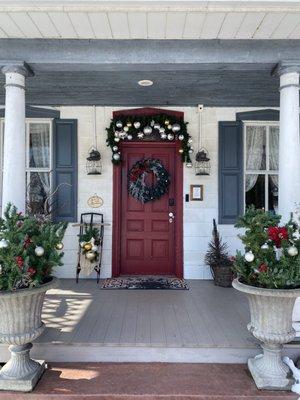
[100,277,189,290]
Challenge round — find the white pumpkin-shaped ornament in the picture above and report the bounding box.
[287,245,298,257]
[245,251,255,262]
[35,246,45,257]
[261,243,269,250]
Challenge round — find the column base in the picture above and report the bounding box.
[248,345,294,391]
[0,360,45,392]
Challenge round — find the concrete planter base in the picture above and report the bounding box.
[232,278,300,391]
[0,278,58,392]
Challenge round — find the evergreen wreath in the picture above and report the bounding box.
[128,158,170,203]
[106,113,192,165]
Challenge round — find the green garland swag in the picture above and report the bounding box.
[128,158,170,203]
[106,113,192,165]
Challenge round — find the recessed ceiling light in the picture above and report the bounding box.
[138,79,153,87]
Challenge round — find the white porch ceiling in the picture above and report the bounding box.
[0,1,300,39]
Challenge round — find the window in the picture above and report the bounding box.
[0,119,52,215]
[244,122,279,213]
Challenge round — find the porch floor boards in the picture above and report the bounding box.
[37,279,254,348]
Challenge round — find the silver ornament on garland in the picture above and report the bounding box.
[188,147,194,154]
[113,153,121,161]
[137,132,144,139]
[127,134,133,140]
[116,121,123,128]
[188,138,193,144]
[154,123,161,130]
[161,132,167,140]
[172,123,181,132]
[0,239,9,249]
[114,137,120,142]
[287,245,298,257]
[167,133,174,140]
[112,146,118,152]
[35,246,45,257]
[159,127,165,133]
[134,121,141,129]
[119,131,127,139]
[178,134,184,141]
[143,126,152,135]
[245,251,255,262]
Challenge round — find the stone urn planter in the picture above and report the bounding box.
[233,278,300,391]
[0,277,58,392]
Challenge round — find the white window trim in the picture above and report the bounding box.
[243,120,279,212]
[0,118,53,209]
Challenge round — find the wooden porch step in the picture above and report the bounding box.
[0,363,297,400]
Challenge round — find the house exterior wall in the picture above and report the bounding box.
[56,106,265,280]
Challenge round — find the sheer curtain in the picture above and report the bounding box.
[29,124,51,196]
[269,126,279,189]
[245,126,265,192]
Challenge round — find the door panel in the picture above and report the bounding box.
[120,144,177,275]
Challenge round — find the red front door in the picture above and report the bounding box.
[115,142,182,276]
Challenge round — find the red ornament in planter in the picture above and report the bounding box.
[15,256,24,268]
[258,263,268,273]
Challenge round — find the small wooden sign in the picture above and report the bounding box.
[190,185,203,201]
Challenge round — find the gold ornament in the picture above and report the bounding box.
[126,122,132,127]
[179,149,184,154]
[165,120,170,125]
[56,243,64,250]
[84,243,92,251]
[167,124,172,130]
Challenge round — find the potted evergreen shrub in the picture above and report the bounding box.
[205,219,234,287]
[232,207,300,391]
[0,204,67,392]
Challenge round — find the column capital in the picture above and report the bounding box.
[272,60,300,77]
[0,61,34,77]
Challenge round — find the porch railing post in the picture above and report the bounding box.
[0,63,33,215]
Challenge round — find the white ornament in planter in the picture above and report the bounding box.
[233,278,300,390]
[0,278,58,391]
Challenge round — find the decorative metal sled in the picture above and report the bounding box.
[75,212,104,283]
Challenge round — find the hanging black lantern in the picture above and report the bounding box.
[195,148,211,176]
[86,148,102,175]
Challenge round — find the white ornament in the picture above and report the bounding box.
[167,133,174,140]
[35,246,44,257]
[119,131,126,139]
[161,132,167,140]
[188,138,193,144]
[116,121,123,128]
[112,146,118,152]
[172,123,180,132]
[80,241,86,248]
[143,126,152,135]
[167,124,172,130]
[85,251,96,261]
[123,126,129,132]
[137,132,144,139]
[114,137,120,142]
[261,243,269,250]
[114,132,119,138]
[154,123,161,130]
[178,134,184,141]
[127,134,133,140]
[188,147,194,154]
[245,251,255,262]
[134,121,141,129]
[91,245,98,252]
[159,127,165,133]
[0,239,9,249]
[113,153,120,161]
[287,245,298,257]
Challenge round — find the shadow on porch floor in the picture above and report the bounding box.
[0,363,298,399]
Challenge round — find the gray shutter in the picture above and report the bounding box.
[53,119,77,222]
[218,121,243,224]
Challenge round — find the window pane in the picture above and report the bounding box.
[269,175,279,214]
[269,126,279,171]
[246,126,266,171]
[27,172,51,215]
[245,174,265,209]
[29,123,50,168]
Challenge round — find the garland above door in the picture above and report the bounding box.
[106,112,193,165]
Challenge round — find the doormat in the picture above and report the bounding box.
[100,277,189,290]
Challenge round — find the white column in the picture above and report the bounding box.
[278,70,300,222]
[1,63,33,214]
[277,64,300,337]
